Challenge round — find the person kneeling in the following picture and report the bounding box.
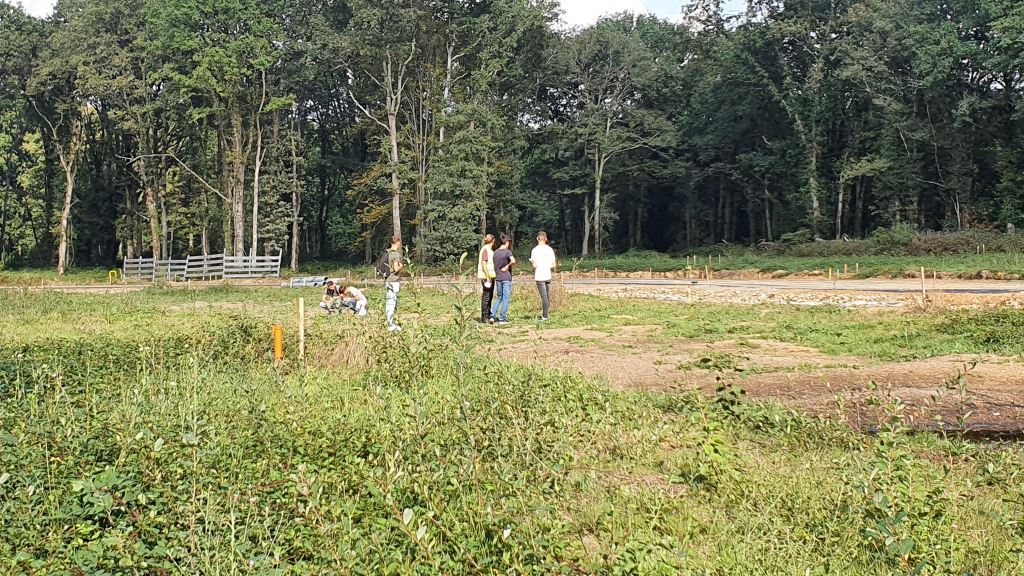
[340,285,368,317]
[319,280,344,314]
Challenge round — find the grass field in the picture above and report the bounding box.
[2,285,1023,574]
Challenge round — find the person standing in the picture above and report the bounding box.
[530,231,557,321]
[477,234,497,323]
[490,234,515,325]
[385,235,404,332]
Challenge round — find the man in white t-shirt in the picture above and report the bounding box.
[341,285,369,317]
[529,230,557,321]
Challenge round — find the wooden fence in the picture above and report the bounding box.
[123,253,282,282]
[224,254,283,279]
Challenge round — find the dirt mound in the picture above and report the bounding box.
[494,326,1024,430]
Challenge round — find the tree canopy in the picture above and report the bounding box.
[1,0,1022,271]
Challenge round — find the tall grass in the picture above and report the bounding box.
[1,288,1022,574]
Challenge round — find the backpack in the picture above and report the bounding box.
[374,251,392,279]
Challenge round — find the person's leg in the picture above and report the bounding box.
[386,282,400,330]
[481,280,494,322]
[355,299,368,317]
[319,301,329,314]
[343,299,358,314]
[537,281,551,319]
[490,282,501,321]
[498,281,512,322]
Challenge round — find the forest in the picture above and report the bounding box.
[1,0,1023,272]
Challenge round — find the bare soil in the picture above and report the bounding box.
[492,324,1024,431]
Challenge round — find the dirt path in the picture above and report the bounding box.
[491,324,1024,431]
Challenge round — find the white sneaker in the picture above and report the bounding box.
[388,325,403,333]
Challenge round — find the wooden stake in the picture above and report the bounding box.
[856,263,860,274]
[844,264,848,275]
[718,254,722,266]
[828,268,833,281]
[298,298,306,360]
[920,267,926,299]
[705,264,711,284]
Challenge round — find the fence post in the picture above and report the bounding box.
[298,298,306,361]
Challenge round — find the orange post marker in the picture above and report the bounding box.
[273,324,284,361]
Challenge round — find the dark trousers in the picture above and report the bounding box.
[536,280,551,318]
[480,280,495,321]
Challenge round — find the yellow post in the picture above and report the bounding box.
[273,324,284,361]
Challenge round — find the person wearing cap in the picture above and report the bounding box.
[477,234,497,323]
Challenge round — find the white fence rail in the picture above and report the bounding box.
[224,254,283,278]
[123,253,282,282]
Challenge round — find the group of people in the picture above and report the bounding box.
[321,231,556,331]
[476,230,557,324]
[320,235,405,333]
[318,281,368,317]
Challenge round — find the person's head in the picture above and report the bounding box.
[326,280,335,289]
[536,231,548,245]
[500,234,512,248]
[390,235,402,250]
[483,233,495,248]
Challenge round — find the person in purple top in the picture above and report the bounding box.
[489,234,516,325]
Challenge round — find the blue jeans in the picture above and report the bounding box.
[490,280,512,322]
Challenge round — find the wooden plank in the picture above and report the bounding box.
[184,254,225,280]
[155,259,188,281]
[123,257,155,279]
[223,254,282,278]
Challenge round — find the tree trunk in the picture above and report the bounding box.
[160,196,168,259]
[808,140,823,239]
[581,197,591,257]
[558,194,567,250]
[763,188,773,242]
[56,164,74,275]
[290,115,301,272]
[387,109,401,239]
[364,226,373,264]
[593,151,606,258]
[252,134,262,257]
[229,110,246,257]
[853,176,864,236]
[835,182,845,240]
[251,72,268,258]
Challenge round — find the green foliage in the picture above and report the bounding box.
[1,288,1024,573]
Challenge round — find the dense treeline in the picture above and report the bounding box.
[1,0,1023,272]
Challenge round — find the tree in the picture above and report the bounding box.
[560,16,670,256]
[345,1,419,240]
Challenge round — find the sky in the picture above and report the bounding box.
[7,0,748,26]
